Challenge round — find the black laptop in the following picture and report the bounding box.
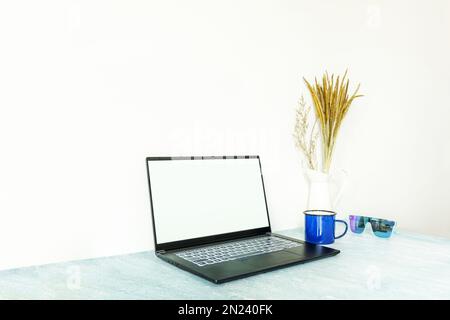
[146,155,339,284]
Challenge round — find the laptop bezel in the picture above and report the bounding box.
[146,155,272,252]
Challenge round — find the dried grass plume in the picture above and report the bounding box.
[303,71,363,173]
[293,95,319,170]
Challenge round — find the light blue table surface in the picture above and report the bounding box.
[1,228,449,299]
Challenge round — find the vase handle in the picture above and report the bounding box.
[330,168,348,209]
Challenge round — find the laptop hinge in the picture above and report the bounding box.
[156,250,166,255]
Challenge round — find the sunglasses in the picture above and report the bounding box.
[349,215,396,238]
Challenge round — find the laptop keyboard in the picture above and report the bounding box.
[175,236,302,267]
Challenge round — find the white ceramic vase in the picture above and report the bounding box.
[304,167,347,212]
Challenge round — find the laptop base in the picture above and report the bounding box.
[156,233,340,284]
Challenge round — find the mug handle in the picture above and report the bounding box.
[335,220,348,239]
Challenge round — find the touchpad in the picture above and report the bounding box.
[241,251,301,268]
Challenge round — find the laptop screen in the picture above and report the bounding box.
[147,157,270,245]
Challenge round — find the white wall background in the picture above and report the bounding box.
[0,0,449,271]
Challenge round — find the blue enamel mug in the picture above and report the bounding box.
[304,210,348,245]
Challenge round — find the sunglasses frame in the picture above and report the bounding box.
[349,215,396,238]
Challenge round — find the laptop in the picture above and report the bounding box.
[146,155,339,284]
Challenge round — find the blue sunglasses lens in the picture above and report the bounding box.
[349,215,368,234]
[370,219,395,238]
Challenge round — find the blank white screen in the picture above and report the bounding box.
[148,158,270,244]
